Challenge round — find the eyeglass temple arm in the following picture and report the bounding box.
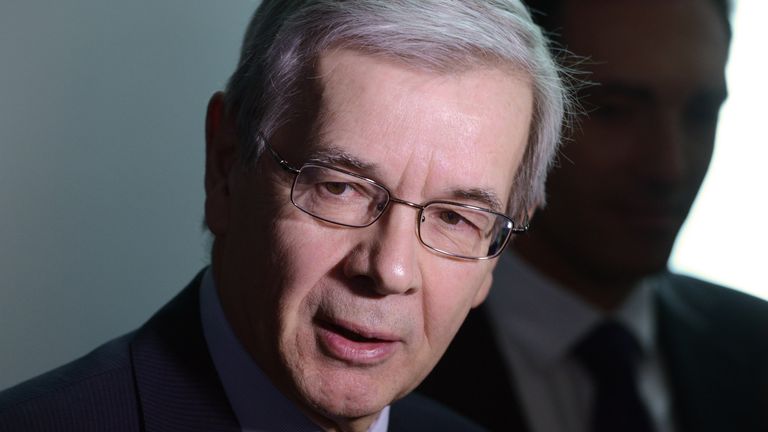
[263,138,301,175]
[510,215,530,234]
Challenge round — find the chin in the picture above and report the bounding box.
[298,368,397,421]
[623,260,669,281]
[630,242,675,274]
[309,392,389,428]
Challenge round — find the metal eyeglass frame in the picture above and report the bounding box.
[262,139,528,260]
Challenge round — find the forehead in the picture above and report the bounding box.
[561,0,729,89]
[299,49,533,206]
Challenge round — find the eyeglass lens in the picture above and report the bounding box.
[290,164,512,259]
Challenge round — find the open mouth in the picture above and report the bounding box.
[315,318,400,365]
[318,320,389,343]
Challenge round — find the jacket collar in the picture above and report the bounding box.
[130,269,240,431]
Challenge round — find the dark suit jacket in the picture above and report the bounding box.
[417,272,768,432]
[0,272,485,432]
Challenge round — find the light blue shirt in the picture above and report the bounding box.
[199,268,390,432]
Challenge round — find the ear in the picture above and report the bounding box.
[520,205,538,231]
[471,269,493,308]
[204,92,238,236]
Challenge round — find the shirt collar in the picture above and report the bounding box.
[199,267,390,432]
[615,276,656,355]
[486,251,657,368]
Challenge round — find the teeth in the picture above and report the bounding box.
[317,318,390,343]
[323,321,383,342]
[335,324,376,342]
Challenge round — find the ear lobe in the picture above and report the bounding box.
[204,92,238,236]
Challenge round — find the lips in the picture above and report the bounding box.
[315,318,401,365]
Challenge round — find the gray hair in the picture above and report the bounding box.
[224,0,572,220]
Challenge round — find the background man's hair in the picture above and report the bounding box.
[525,0,733,41]
[224,0,574,221]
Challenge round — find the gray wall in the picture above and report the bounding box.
[0,0,259,389]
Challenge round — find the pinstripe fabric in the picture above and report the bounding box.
[0,340,139,432]
[129,272,240,432]
[1,271,487,432]
[0,271,239,432]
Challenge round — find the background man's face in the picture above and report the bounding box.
[211,49,532,424]
[528,0,729,280]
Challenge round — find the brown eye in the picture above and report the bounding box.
[439,211,464,225]
[323,182,349,195]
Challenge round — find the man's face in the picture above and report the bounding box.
[209,49,532,426]
[526,0,729,280]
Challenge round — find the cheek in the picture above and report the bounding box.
[683,140,714,179]
[274,215,352,269]
[421,261,489,348]
[264,222,345,370]
[270,218,354,313]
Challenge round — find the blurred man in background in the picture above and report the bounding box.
[419,1,768,431]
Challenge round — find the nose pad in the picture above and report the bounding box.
[342,204,422,297]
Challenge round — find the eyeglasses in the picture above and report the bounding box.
[264,141,527,260]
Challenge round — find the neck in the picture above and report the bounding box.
[512,237,641,312]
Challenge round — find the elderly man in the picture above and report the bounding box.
[419,0,768,431]
[0,1,568,431]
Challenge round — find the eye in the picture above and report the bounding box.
[429,205,491,233]
[323,182,349,195]
[439,210,466,226]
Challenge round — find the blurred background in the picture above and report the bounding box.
[1,0,765,390]
[669,1,768,296]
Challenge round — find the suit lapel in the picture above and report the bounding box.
[130,271,240,432]
[656,274,763,432]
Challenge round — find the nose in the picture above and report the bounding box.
[642,109,687,189]
[342,203,422,297]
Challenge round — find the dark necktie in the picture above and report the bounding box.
[573,321,656,432]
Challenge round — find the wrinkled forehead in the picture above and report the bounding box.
[308,47,527,126]
[281,48,533,209]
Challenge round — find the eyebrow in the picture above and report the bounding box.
[305,146,378,173]
[448,188,505,213]
[306,142,505,212]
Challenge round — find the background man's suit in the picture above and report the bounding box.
[0,272,483,432]
[418,272,768,432]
